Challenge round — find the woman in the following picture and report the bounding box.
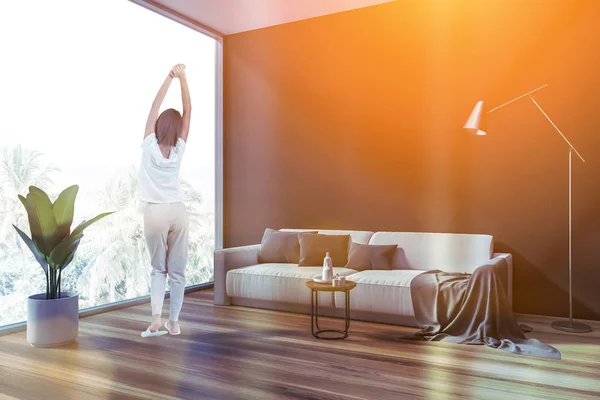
[139,64,191,337]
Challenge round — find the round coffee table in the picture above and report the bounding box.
[305,280,357,340]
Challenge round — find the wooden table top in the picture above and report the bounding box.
[305,280,357,292]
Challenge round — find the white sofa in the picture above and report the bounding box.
[214,229,513,327]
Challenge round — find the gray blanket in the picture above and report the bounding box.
[406,258,561,359]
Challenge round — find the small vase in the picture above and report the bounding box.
[322,252,333,281]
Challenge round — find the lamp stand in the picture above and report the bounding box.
[467,86,592,333]
[550,150,592,333]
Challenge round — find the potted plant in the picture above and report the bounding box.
[13,185,113,347]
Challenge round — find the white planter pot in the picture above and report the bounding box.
[27,292,79,347]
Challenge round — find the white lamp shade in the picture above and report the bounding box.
[464,101,487,135]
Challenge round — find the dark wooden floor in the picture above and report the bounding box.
[0,289,599,400]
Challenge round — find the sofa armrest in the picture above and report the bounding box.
[214,244,260,305]
[492,253,513,310]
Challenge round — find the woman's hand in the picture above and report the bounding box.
[170,64,186,79]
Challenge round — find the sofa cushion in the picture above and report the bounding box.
[368,232,493,273]
[226,264,358,307]
[344,242,397,271]
[334,270,425,316]
[257,229,317,264]
[281,229,374,245]
[298,233,350,267]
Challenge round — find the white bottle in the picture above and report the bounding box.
[322,252,333,282]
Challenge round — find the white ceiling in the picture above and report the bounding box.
[150,0,395,35]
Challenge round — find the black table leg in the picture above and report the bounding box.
[345,290,351,334]
[310,289,315,337]
[311,289,351,340]
[315,289,321,331]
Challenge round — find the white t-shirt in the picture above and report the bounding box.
[138,133,186,203]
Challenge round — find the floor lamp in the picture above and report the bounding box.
[463,84,592,333]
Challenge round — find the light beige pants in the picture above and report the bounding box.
[144,202,189,321]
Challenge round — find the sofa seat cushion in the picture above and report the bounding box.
[334,270,425,316]
[226,264,358,307]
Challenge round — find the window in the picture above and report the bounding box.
[0,0,219,327]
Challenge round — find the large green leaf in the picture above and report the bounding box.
[29,186,52,206]
[71,211,114,236]
[18,194,27,210]
[48,233,83,270]
[52,185,79,240]
[27,192,60,255]
[12,224,48,274]
[24,193,44,254]
[60,248,79,271]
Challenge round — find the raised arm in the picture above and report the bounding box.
[172,64,192,142]
[144,70,175,139]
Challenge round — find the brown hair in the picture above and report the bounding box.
[155,108,182,147]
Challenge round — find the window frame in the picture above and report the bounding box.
[0,0,223,336]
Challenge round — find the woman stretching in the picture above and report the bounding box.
[139,64,191,337]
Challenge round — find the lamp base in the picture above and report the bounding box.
[551,320,592,333]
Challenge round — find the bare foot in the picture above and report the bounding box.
[148,315,162,332]
[167,320,180,335]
